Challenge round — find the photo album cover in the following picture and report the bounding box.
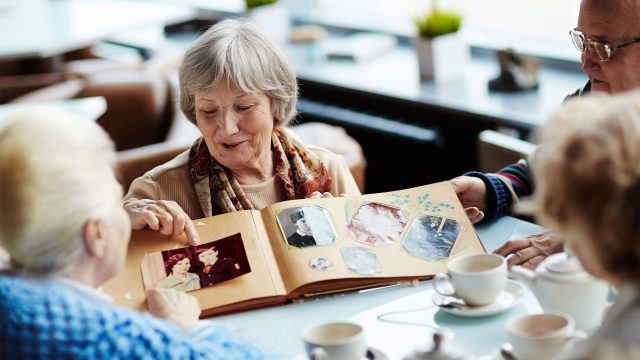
[102,182,486,317]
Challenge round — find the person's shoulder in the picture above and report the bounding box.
[157,275,179,288]
[307,145,344,165]
[143,149,191,181]
[186,272,200,281]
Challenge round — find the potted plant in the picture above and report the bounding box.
[245,0,277,10]
[413,6,468,81]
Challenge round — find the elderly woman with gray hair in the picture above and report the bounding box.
[0,110,262,358]
[123,19,359,245]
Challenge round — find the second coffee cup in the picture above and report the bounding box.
[303,322,367,360]
[433,253,507,306]
[506,313,586,360]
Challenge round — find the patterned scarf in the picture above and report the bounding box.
[189,128,332,215]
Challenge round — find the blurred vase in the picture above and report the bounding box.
[413,33,469,82]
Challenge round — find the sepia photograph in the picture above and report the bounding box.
[193,233,251,288]
[141,233,251,293]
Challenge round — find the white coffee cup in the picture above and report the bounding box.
[433,253,507,306]
[506,313,586,360]
[303,322,367,360]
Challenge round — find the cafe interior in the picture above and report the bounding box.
[1,0,638,359]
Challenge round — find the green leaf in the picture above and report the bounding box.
[414,9,462,38]
[246,0,278,10]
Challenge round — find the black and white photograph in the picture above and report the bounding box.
[276,205,337,249]
[347,202,408,246]
[309,257,332,271]
[340,247,382,275]
[403,215,461,261]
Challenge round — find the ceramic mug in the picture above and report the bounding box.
[506,313,586,360]
[303,322,367,360]
[433,253,507,306]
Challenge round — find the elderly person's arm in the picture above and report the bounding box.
[124,172,199,246]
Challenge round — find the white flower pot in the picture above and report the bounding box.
[413,33,469,82]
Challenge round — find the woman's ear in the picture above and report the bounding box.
[82,218,108,259]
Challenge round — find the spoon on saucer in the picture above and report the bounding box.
[432,296,467,310]
[499,343,516,360]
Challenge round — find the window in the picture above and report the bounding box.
[304,0,582,61]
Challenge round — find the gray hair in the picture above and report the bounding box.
[179,19,298,127]
[534,90,640,283]
[0,109,117,274]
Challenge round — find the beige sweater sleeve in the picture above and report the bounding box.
[123,151,205,219]
[308,145,361,197]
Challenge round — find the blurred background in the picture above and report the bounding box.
[0,0,586,193]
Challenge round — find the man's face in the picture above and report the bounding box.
[198,248,219,266]
[578,0,640,93]
[295,218,311,235]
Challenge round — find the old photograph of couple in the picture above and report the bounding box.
[140,233,251,293]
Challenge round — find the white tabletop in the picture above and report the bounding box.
[212,216,545,359]
[0,97,107,123]
[0,0,196,60]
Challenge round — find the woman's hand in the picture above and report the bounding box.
[493,231,563,269]
[147,287,201,327]
[124,199,199,245]
[450,176,487,224]
[309,191,334,199]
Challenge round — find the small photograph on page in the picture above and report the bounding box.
[309,256,332,271]
[276,205,337,249]
[403,215,460,261]
[141,233,251,293]
[347,202,408,246]
[341,247,381,275]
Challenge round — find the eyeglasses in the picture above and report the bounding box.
[570,28,640,61]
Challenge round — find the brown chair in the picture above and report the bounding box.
[478,129,536,173]
[9,69,175,151]
[117,142,189,191]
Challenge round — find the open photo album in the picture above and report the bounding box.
[102,181,486,317]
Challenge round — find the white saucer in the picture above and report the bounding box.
[432,280,526,317]
[294,346,387,360]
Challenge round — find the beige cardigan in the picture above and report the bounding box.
[123,145,361,220]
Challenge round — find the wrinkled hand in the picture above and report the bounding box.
[450,176,487,224]
[124,199,199,245]
[493,231,563,269]
[309,191,333,199]
[147,287,201,327]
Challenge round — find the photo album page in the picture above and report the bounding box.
[102,181,485,317]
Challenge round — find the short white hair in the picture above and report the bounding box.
[179,19,298,127]
[0,108,117,274]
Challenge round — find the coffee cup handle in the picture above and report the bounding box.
[433,273,456,297]
[310,347,328,360]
